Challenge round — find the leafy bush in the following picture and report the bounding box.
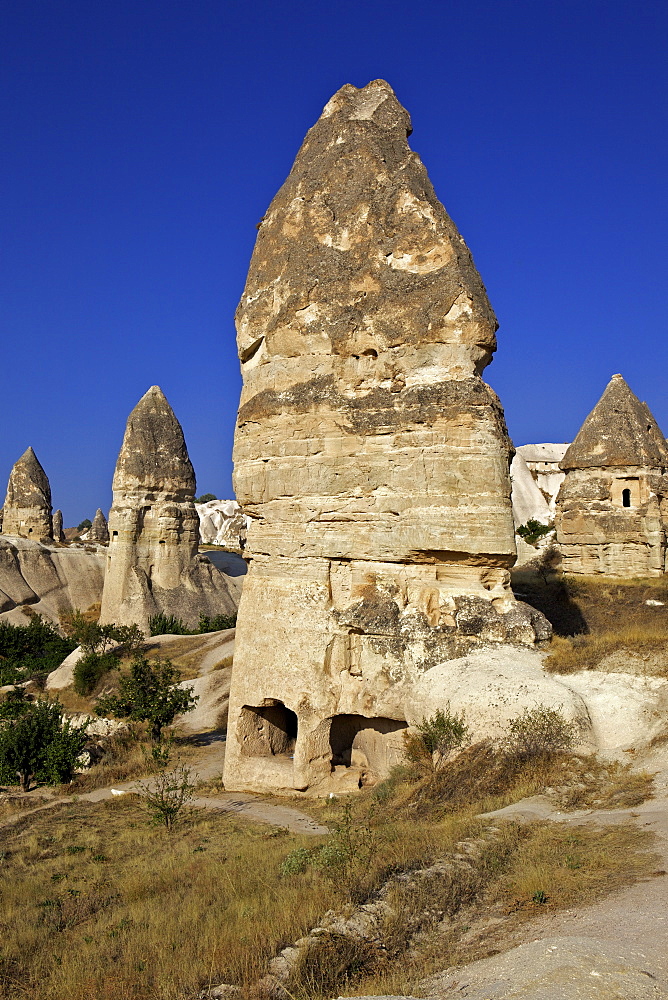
[197,613,236,632]
[73,650,122,696]
[403,706,470,775]
[194,493,217,504]
[148,614,191,636]
[0,617,77,687]
[503,705,577,761]
[517,518,553,546]
[95,654,198,741]
[76,519,92,533]
[0,700,88,790]
[60,611,144,656]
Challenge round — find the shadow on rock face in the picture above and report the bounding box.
[512,575,589,637]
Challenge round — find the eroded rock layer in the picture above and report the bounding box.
[2,448,53,541]
[225,80,546,795]
[99,386,237,630]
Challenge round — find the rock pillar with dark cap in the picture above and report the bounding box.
[99,386,237,629]
[89,509,110,544]
[225,80,549,795]
[2,448,53,541]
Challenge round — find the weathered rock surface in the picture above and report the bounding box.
[225,80,549,795]
[51,509,65,543]
[99,386,238,631]
[517,443,569,513]
[556,375,668,576]
[510,452,552,530]
[88,508,110,544]
[423,935,668,998]
[2,447,53,541]
[0,536,105,625]
[196,499,250,552]
[406,646,592,747]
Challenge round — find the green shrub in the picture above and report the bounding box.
[73,651,121,696]
[138,764,196,830]
[0,700,88,790]
[0,617,77,687]
[517,518,553,546]
[403,706,470,775]
[194,493,217,504]
[148,614,191,636]
[197,613,236,632]
[504,705,577,761]
[95,654,198,741]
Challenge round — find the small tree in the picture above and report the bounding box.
[61,612,145,696]
[0,700,88,791]
[517,519,553,547]
[76,519,92,533]
[403,707,470,776]
[95,654,198,741]
[139,764,196,830]
[194,493,217,504]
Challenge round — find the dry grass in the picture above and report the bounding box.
[0,746,656,1000]
[545,631,668,675]
[350,822,658,999]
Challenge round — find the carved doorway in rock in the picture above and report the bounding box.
[238,700,298,758]
[328,715,407,783]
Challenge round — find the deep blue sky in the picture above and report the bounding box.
[2,0,667,525]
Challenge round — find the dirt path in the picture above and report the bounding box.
[423,753,668,997]
[0,738,328,837]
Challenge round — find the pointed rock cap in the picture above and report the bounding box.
[112,386,195,494]
[89,507,109,542]
[4,447,52,508]
[561,375,668,470]
[236,79,497,370]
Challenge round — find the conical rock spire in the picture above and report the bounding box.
[89,508,109,544]
[561,374,668,470]
[225,81,550,796]
[112,386,195,496]
[100,387,235,630]
[2,447,52,540]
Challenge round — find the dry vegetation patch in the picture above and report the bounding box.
[513,573,668,675]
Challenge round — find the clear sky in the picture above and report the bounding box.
[2,0,667,525]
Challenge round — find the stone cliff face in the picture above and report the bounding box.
[99,386,238,630]
[225,80,549,795]
[2,448,53,542]
[556,374,668,576]
[0,536,105,624]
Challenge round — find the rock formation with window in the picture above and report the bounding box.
[224,80,553,796]
[555,374,668,576]
[99,386,238,630]
[1,447,53,541]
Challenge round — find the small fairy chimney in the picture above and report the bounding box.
[99,386,236,629]
[556,374,668,576]
[89,508,110,544]
[2,447,53,541]
[52,509,66,543]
